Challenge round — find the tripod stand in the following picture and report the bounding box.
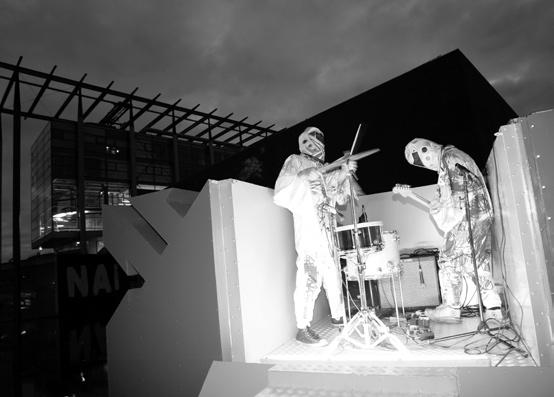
[430,166,524,356]
[326,174,408,354]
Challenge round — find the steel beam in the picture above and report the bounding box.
[53,73,87,119]
[0,56,22,110]
[210,116,248,141]
[119,93,161,130]
[76,88,87,253]
[223,121,262,143]
[178,108,217,135]
[12,70,22,397]
[138,98,181,134]
[162,104,199,132]
[82,81,116,120]
[0,59,280,140]
[26,65,57,117]
[128,99,137,196]
[0,113,2,267]
[237,124,277,145]
[171,109,180,184]
[194,112,233,138]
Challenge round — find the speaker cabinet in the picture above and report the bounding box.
[378,255,441,310]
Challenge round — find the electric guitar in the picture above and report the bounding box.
[392,184,431,208]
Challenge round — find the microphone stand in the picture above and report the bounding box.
[430,167,525,357]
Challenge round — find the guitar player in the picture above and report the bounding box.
[393,138,503,323]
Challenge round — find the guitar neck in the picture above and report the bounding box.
[393,184,432,208]
[409,191,431,208]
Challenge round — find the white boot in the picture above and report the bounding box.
[425,304,461,323]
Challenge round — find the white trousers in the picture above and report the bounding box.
[294,252,345,329]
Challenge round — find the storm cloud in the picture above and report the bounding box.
[1,0,553,260]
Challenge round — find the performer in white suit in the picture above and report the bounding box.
[404,138,502,323]
[274,126,357,345]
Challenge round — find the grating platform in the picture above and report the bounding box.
[261,314,535,368]
[258,364,460,397]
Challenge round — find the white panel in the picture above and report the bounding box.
[104,185,222,397]
[130,188,198,242]
[232,180,331,361]
[519,110,554,331]
[486,122,551,365]
[345,185,443,252]
[231,181,297,363]
[210,180,245,362]
[210,179,332,363]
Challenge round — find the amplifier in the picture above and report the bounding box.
[378,255,441,310]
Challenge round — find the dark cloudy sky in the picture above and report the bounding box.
[1,0,554,261]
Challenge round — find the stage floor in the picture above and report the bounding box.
[261,313,534,368]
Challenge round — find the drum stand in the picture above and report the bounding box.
[326,174,408,354]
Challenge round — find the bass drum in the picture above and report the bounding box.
[344,230,400,280]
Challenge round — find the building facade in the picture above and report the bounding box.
[30,120,254,251]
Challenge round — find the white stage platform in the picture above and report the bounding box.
[104,110,554,396]
[262,315,533,368]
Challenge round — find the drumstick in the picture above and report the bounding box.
[319,148,380,173]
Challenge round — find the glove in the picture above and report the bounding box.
[342,160,358,173]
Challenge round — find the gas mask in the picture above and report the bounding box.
[298,127,325,161]
[404,138,442,171]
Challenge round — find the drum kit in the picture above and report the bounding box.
[336,222,404,316]
[323,125,408,353]
[327,219,408,353]
[323,212,408,353]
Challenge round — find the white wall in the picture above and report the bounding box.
[233,180,299,362]
[212,179,330,363]
[346,185,444,252]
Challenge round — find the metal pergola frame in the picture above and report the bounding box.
[0,55,282,252]
[0,58,280,145]
[0,56,282,396]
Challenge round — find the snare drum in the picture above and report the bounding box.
[335,221,383,256]
[344,230,401,280]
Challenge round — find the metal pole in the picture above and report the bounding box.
[398,271,406,317]
[390,277,400,327]
[12,70,22,397]
[208,119,214,166]
[171,109,180,184]
[128,100,137,196]
[347,173,370,309]
[0,112,3,267]
[76,88,87,253]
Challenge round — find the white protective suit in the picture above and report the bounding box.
[274,127,353,329]
[405,138,501,309]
